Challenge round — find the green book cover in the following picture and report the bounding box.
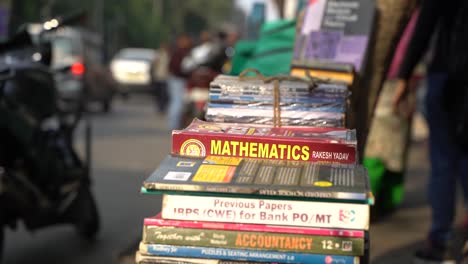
[143,155,372,203]
[143,226,364,256]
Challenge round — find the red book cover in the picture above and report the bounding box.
[144,214,364,238]
[172,119,357,164]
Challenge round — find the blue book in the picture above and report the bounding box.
[139,243,359,264]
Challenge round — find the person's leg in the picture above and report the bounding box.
[159,80,169,112]
[425,73,458,243]
[167,77,186,130]
[152,81,166,113]
[152,81,162,112]
[414,72,458,263]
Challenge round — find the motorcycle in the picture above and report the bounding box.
[0,13,99,261]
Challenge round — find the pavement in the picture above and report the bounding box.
[2,96,466,263]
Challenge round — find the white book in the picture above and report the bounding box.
[161,194,369,230]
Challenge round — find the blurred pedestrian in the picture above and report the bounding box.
[181,30,213,74]
[201,31,228,73]
[152,41,170,114]
[393,0,468,263]
[167,34,192,130]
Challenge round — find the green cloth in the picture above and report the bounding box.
[230,19,297,76]
[364,157,405,218]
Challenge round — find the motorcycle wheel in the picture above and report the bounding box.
[67,186,100,240]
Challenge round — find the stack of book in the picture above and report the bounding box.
[135,120,373,263]
[205,75,350,128]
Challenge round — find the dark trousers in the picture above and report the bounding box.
[426,73,468,242]
[153,80,169,113]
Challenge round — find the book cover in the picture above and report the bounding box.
[161,194,369,230]
[292,0,376,74]
[143,155,372,203]
[172,119,357,164]
[144,215,365,238]
[142,226,364,256]
[139,243,360,264]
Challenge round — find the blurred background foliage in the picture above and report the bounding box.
[3,0,239,59]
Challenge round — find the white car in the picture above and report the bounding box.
[110,48,157,94]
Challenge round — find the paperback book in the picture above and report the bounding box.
[210,75,349,96]
[159,194,370,230]
[139,243,360,264]
[291,0,376,73]
[144,215,365,238]
[205,108,345,127]
[135,252,276,264]
[172,119,357,164]
[143,155,372,203]
[142,225,364,256]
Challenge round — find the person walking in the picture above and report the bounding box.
[167,34,192,130]
[152,42,170,114]
[393,0,468,263]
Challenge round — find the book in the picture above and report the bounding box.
[143,155,372,203]
[209,94,347,105]
[291,0,376,74]
[172,119,357,164]
[289,68,355,85]
[142,225,364,256]
[139,243,360,264]
[160,194,369,230]
[207,103,346,113]
[135,252,274,264]
[205,108,345,127]
[144,215,365,238]
[209,75,349,96]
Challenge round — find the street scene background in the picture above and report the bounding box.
[1,0,467,263]
[2,96,463,264]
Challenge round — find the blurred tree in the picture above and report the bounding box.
[7,0,235,56]
[102,0,235,57]
[8,0,41,35]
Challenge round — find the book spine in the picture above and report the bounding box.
[136,252,266,264]
[209,95,346,104]
[204,115,344,128]
[143,226,364,256]
[161,195,369,230]
[172,133,356,164]
[139,243,359,264]
[144,217,365,238]
[207,103,345,113]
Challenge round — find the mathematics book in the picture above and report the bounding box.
[172,119,357,164]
